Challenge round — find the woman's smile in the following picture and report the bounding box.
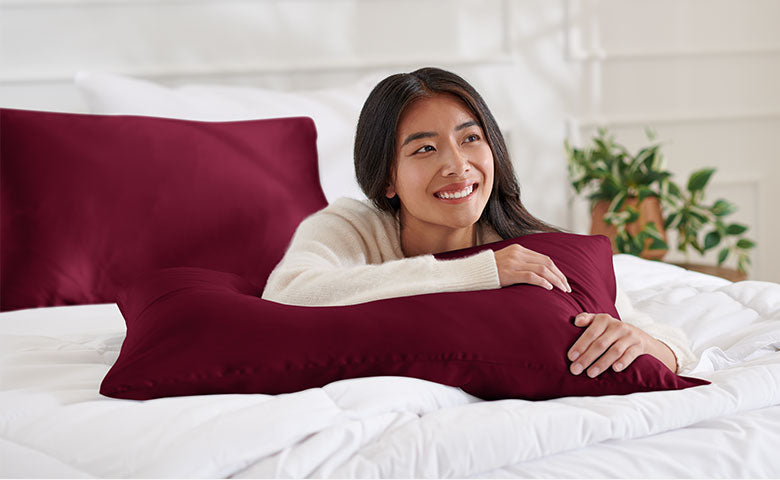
[434,182,479,203]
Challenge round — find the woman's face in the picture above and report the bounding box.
[388,94,494,234]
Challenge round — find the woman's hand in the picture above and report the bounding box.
[493,244,571,292]
[568,312,678,376]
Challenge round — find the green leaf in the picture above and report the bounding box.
[717,248,729,265]
[625,206,640,224]
[637,186,655,203]
[642,222,664,240]
[738,255,749,274]
[604,210,629,226]
[664,211,680,229]
[703,231,721,251]
[630,235,644,256]
[688,207,710,224]
[715,220,727,236]
[607,191,628,214]
[649,238,668,250]
[711,199,737,217]
[737,238,756,249]
[687,168,716,193]
[615,233,627,253]
[725,223,748,235]
[667,181,682,199]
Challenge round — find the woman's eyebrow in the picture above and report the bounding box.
[401,120,479,147]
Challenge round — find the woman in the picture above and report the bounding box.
[263,67,696,378]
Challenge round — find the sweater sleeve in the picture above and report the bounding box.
[261,201,501,306]
[614,287,698,374]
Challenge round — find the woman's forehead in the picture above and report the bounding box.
[398,94,478,132]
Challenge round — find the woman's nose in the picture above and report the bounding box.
[441,146,470,177]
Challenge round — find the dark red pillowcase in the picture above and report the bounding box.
[101,232,709,401]
[0,108,327,312]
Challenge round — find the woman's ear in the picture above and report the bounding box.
[385,183,396,199]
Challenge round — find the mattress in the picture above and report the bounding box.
[1,254,779,478]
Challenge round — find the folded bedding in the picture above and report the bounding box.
[1,255,779,478]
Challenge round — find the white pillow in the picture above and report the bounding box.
[74,71,381,203]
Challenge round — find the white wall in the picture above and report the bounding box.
[1,0,777,282]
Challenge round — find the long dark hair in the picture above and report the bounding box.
[354,67,561,239]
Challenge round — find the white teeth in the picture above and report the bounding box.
[437,184,473,199]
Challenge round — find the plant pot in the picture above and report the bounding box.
[590,196,668,260]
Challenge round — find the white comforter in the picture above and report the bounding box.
[2,255,780,478]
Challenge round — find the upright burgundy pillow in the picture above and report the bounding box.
[0,108,326,312]
[101,232,709,401]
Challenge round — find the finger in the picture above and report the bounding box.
[586,338,633,377]
[569,315,618,375]
[545,259,571,293]
[517,271,554,291]
[575,319,627,376]
[573,312,594,327]
[612,344,644,372]
[537,258,570,293]
[520,249,570,292]
[522,261,569,293]
[567,313,605,364]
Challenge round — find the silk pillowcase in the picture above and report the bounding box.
[0,108,326,311]
[101,232,710,401]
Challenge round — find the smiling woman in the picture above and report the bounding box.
[262,67,695,379]
[388,94,496,257]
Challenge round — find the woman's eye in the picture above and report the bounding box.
[414,145,436,154]
[464,134,480,143]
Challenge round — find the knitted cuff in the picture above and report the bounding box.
[432,249,501,292]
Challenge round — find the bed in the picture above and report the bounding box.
[1,73,780,478]
[1,254,779,477]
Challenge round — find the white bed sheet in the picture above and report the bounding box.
[1,254,779,478]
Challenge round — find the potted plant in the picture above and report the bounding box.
[565,127,755,277]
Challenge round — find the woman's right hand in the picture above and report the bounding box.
[493,244,571,292]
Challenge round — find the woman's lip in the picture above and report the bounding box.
[434,181,477,195]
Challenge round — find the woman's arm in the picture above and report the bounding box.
[261,199,500,306]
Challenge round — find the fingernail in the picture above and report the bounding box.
[546,283,553,290]
[569,350,580,361]
[571,363,583,375]
[588,367,600,378]
[614,362,624,372]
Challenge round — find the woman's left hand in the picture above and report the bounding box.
[567,312,676,377]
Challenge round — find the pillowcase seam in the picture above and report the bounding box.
[103,353,669,395]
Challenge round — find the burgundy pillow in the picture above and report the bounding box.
[0,108,326,312]
[101,232,709,401]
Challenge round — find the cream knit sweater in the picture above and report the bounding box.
[263,197,698,374]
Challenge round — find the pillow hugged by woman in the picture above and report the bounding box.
[262,67,697,379]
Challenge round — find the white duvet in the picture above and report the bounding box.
[2,254,780,478]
